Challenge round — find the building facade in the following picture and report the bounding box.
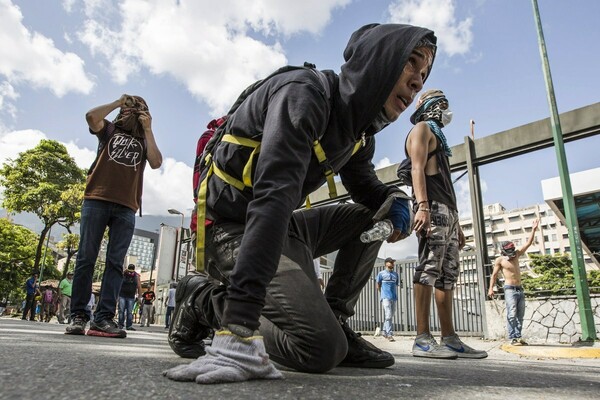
[460,202,598,271]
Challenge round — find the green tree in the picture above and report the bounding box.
[0,140,86,273]
[521,253,599,296]
[0,218,37,300]
[54,182,85,280]
[57,233,79,279]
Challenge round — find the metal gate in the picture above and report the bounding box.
[323,251,484,336]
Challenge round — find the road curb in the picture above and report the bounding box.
[501,343,600,359]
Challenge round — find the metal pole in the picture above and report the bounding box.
[464,136,490,338]
[531,0,596,340]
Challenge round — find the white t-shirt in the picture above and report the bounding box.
[167,288,176,308]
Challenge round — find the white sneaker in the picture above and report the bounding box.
[441,334,488,359]
[412,333,457,359]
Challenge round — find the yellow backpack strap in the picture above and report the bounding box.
[217,134,261,188]
[195,155,213,273]
[312,139,337,199]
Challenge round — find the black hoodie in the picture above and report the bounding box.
[206,24,436,324]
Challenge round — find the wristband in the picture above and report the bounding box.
[417,200,429,206]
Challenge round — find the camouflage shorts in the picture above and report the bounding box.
[413,201,460,290]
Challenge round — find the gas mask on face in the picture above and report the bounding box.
[441,109,453,127]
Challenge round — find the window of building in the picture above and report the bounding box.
[562,233,569,239]
[545,248,551,255]
[508,216,521,222]
[564,246,570,252]
[509,229,521,235]
[551,234,557,241]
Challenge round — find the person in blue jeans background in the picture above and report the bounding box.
[118,264,142,331]
[488,219,539,345]
[22,272,38,321]
[65,94,162,338]
[377,257,399,341]
[164,283,177,329]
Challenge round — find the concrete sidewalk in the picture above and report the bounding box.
[366,332,600,360]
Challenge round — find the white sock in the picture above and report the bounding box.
[163,329,283,384]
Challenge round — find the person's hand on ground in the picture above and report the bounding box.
[163,328,283,384]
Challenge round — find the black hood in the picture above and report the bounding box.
[335,23,437,139]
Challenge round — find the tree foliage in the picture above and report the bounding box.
[521,253,600,296]
[0,139,85,272]
[0,218,37,299]
[57,233,79,279]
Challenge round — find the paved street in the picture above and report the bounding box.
[1,317,598,400]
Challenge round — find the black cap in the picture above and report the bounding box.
[127,264,135,270]
[385,257,396,264]
[67,271,73,275]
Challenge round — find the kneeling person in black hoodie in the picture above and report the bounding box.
[165,23,437,384]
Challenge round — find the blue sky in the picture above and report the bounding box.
[1,0,599,258]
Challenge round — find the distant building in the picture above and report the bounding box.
[126,229,159,273]
[460,202,598,272]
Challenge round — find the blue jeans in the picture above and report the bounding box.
[71,199,135,323]
[118,297,136,328]
[381,298,396,337]
[504,285,526,339]
[165,306,174,328]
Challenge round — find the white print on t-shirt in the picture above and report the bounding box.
[108,133,143,167]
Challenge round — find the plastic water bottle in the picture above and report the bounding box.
[360,219,393,243]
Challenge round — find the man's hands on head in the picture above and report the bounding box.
[138,111,152,132]
[118,94,134,108]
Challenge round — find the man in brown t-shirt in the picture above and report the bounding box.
[66,94,162,338]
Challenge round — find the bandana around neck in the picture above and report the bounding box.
[426,120,452,157]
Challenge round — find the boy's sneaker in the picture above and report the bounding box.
[412,333,458,359]
[510,338,520,346]
[86,319,127,338]
[518,338,528,345]
[441,334,488,359]
[65,315,88,335]
[339,320,395,368]
[126,326,136,331]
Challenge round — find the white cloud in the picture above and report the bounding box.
[75,0,349,114]
[380,235,419,260]
[387,0,473,57]
[0,130,46,166]
[454,174,487,219]
[0,128,189,217]
[142,158,193,217]
[375,157,392,170]
[0,81,18,120]
[0,0,95,98]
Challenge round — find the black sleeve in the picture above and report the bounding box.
[225,81,329,320]
[339,136,400,210]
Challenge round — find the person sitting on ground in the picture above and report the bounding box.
[164,23,438,384]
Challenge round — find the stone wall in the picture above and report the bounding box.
[485,295,600,343]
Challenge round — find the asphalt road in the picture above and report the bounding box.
[1,318,598,400]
